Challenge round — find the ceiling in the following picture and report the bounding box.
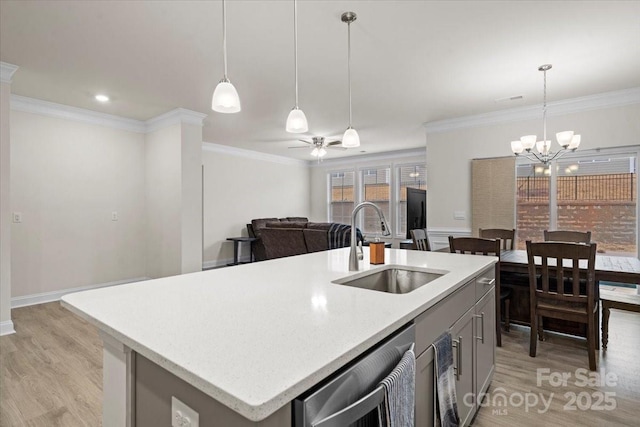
[2,1,639,160]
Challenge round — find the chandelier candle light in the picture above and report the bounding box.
[212,0,241,113]
[510,64,580,164]
[286,0,309,133]
[341,12,360,148]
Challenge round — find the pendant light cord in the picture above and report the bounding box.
[542,68,547,143]
[222,0,228,80]
[294,0,299,108]
[347,20,352,127]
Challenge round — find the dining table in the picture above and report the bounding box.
[498,250,640,337]
[500,249,640,285]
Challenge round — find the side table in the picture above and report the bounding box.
[226,237,257,266]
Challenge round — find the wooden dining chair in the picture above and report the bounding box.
[526,240,598,370]
[478,229,515,333]
[543,230,592,243]
[410,228,431,251]
[448,236,506,347]
[479,228,516,250]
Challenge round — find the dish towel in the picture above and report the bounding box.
[432,332,460,427]
[377,344,416,427]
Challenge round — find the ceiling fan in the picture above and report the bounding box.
[288,136,346,159]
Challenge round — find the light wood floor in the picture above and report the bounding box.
[0,303,102,426]
[1,302,639,426]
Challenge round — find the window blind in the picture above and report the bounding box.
[471,157,516,236]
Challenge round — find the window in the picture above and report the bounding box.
[329,171,355,225]
[327,161,426,237]
[516,150,637,256]
[360,167,390,234]
[397,165,426,236]
[556,155,636,256]
[516,162,550,248]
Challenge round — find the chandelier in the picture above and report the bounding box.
[510,64,580,164]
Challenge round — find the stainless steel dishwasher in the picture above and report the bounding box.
[293,323,415,427]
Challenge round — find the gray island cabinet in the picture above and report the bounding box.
[414,265,495,426]
[61,248,496,427]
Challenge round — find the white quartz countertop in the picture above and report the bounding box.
[61,248,495,422]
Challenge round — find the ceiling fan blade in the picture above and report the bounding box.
[326,140,342,146]
[298,139,313,145]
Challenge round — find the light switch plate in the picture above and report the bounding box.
[111,211,118,221]
[12,212,22,223]
[171,396,199,427]
[454,211,466,220]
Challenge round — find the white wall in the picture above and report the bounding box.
[426,102,640,232]
[10,111,147,299]
[309,149,427,246]
[1,80,13,333]
[180,123,203,274]
[202,144,310,267]
[145,124,182,278]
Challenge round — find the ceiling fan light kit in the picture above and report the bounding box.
[286,0,309,133]
[212,0,241,113]
[510,64,580,164]
[341,11,360,148]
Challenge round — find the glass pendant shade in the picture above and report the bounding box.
[536,140,551,155]
[520,135,537,150]
[310,147,319,157]
[568,134,581,150]
[511,140,524,154]
[286,108,308,133]
[212,80,241,113]
[342,127,360,148]
[318,147,327,157]
[556,131,574,148]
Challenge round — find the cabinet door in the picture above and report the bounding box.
[474,288,496,400]
[450,307,475,427]
[415,347,435,426]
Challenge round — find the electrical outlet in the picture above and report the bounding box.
[111,211,118,221]
[12,212,22,223]
[171,397,199,427]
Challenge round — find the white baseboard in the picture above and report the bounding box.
[0,320,16,336]
[11,277,150,309]
[202,255,251,270]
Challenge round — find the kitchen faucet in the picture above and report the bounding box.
[349,202,391,271]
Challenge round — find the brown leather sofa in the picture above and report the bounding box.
[247,218,356,261]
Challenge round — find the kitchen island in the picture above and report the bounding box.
[62,248,496,426]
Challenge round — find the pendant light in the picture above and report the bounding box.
[341,12,360,148]
[510,64,580,164]
[286,0,308,133]
[212,0,241,113]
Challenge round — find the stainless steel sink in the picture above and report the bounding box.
[332,266,446,294]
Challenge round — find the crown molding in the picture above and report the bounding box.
[10,96,209,133]
[424,87,640,134]
[309,147,426,168]
[11,95,147,133]
[202,142,308,166]
[1,62,19,84]
[145,108,207,133]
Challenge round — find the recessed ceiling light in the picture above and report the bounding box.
[95,94,109,102]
